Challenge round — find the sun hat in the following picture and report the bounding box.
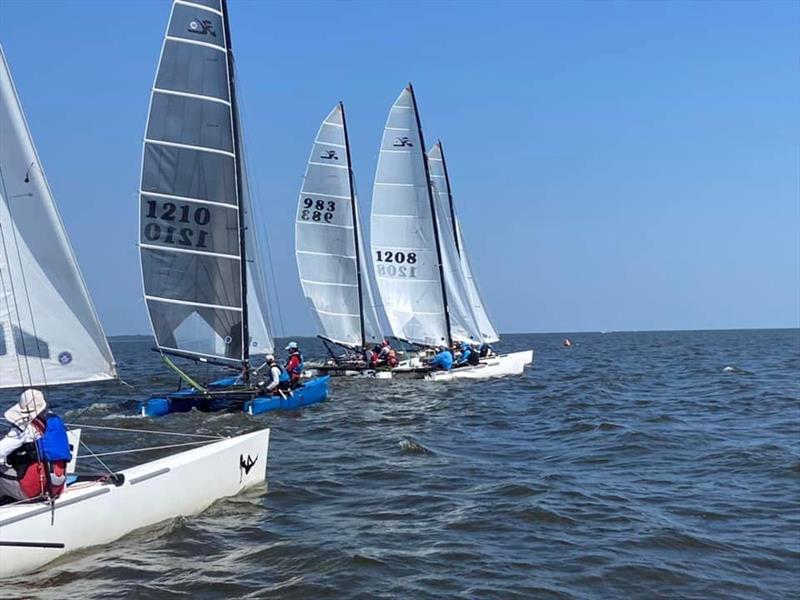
[285,342,298,350]
[265,354,275,363]
[4,389,47,427]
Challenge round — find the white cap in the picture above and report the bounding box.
[5,389,47,427]
[265,354,275,363]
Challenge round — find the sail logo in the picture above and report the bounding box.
[320,150,339,160]
[187,18,216,37]
[239,454,258,480]
[58,351,73,366]
[393,137,413,147]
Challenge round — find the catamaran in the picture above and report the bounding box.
[294,103,393,377]
[370,85,532,380]
[136,0,328,416]
[0,39,270,578]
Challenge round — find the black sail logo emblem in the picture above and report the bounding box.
[393,136,413,147]
[188,18,216,37]
[320,150,339,160]
[239,454,258,480]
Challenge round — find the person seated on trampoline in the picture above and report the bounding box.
[429,346,453,371]
[456,342,480,367]
[285,341,304,389]
[257,355,290,395]
[479,342,495,358]
[0,389,70,503]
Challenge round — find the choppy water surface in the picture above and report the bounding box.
[2,329,798,599]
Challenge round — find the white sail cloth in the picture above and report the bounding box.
[371,86,481,346]
[0,46,116,388]
[428,143,499,343]
[295,105,382,348]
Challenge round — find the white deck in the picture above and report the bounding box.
[0,429,269,578]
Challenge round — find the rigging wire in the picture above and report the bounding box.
[67,423,225,439]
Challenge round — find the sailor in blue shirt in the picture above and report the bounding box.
[429,346,453,371]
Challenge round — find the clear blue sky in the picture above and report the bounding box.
[1,0,798,336]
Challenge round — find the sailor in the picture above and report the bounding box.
[429,345,453,371]
[478,342,495,358]
[285,341,304,388]
[377,340,398,368]
[256,355,284,394]
[456,342,479,367]
[0,389,70,502]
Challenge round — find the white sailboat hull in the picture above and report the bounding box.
[426,350,533,381]
[0,429,269,579]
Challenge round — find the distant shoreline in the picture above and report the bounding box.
[108,327,800,341]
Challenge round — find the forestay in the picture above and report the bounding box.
[295,104,382,348]
[0,46,116,389]
[139,0,271,362]
[428,143,499,343]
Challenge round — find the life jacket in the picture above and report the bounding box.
[286,352,303,381]
[386,348,398,367]
[278,368,290,384]
[7,413,70,500]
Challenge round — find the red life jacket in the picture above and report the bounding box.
[286,353,303,381]
[15,418,67,500]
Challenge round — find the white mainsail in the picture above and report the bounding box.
[370,85,481,346]
[428,142,499,343]
[139,0,273,363]
[295,104,383,348]
[0,46,116,389]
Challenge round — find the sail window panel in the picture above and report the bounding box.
[147,93,233,153]
[156,40,229,102]
[302,167,350,200]
[296,219,355,256]
[311,140,349,168]
[140,194,240,256]
[168,4,225,49]
[142,143,236,205]
[141,247,242,308]
[316,122,345,146]
[146,300,242,361]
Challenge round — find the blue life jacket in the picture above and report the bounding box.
[278,369,290,384]
[430,350,453,370]
[35,413,72,463]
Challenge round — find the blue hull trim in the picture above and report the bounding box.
[138,376,330,417]
[244,376,330,415]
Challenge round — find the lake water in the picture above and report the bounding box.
[2,329,798,599]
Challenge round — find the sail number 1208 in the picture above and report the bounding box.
[375,250,418,278]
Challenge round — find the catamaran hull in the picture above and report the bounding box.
[0,429,269,579]
[425,350,533,381]
[139,377,330,417]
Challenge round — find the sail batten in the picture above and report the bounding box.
[295,104,383,349]
[0,46,116,389]
[140,0,272,362]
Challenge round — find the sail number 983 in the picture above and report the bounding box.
[144,200,211,249]
[375,250,417,278]
[301,198,336,223]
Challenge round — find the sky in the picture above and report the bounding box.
[0,0,798,336]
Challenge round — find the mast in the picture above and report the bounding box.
[221,0,250,378]
[339,101,367,348]
[408,83,452,348]
[438,141,461,257]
